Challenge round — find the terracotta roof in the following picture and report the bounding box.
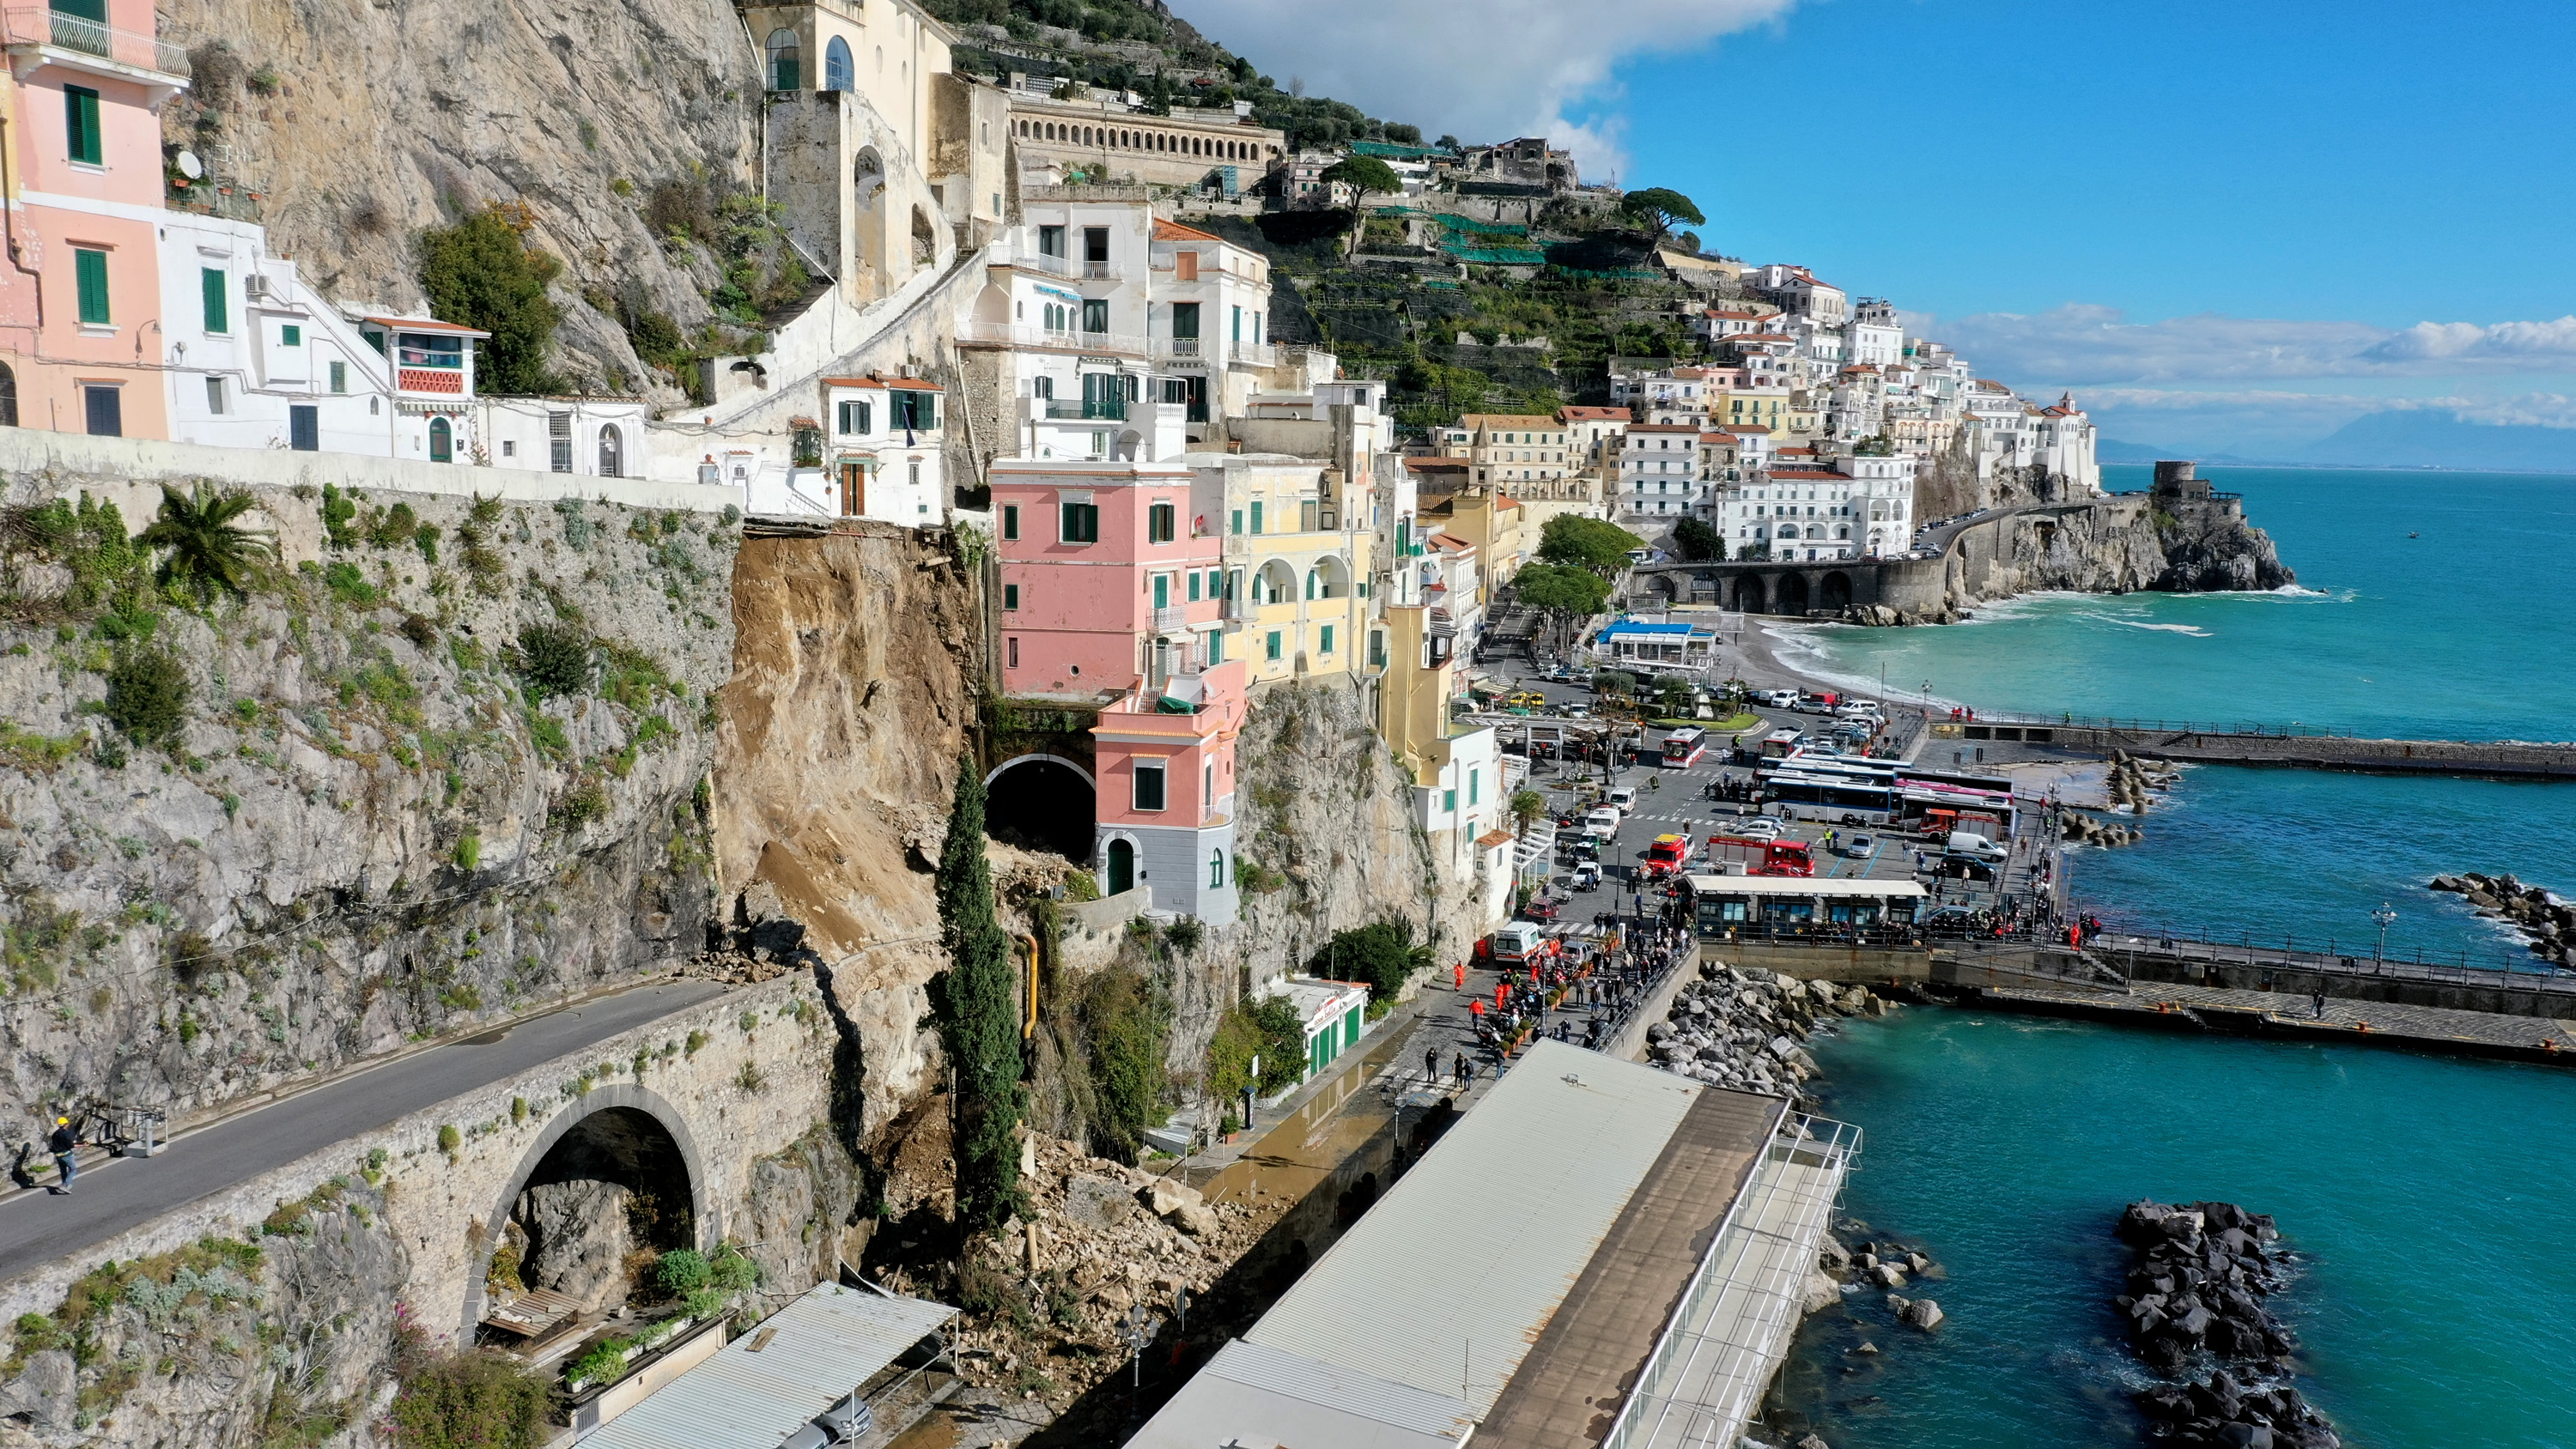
[1152,218,1225,243]
[823,377,888,389]
[1426,533,1473,553]
[1716,425,1771,435]
[1475,828,1516,850]
[1406,457,1471,471]
[1558,406,1631,421]
[1459,414,1561,429]
[1628,423,1701,433]
[1496,494,1520,509]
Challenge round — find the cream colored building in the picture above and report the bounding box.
[1007,94,1286,188]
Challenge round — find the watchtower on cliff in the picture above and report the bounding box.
[2153,460,2215,500]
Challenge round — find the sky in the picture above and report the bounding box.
[1176,0,2576,461]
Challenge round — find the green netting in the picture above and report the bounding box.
[1548,265,1662,282]
[1437,215,1531,237]
[1446,245,1546,264]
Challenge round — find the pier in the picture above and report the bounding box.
[1931,716,2576,780]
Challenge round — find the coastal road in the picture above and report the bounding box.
[0,979,727,1285]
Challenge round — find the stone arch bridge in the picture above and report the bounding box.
[0,975,848,1336]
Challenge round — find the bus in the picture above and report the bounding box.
[1684,873,1927,938]
[1762,771,1895,825]
[1759,728,1805,759]
[1662,726,1709,768]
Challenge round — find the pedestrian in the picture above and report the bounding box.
[1425,1045,1440,1085]
[47,1116,76,1195]
[2312,990,2326,1020]
[1454,1050,1469,1087]
[1455,961,1466,991]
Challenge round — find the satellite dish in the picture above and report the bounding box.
[174,150,204,179]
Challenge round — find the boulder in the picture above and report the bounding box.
[1905,1252,1932,1273]
[1871,1264,1907,1288]
[1817,1236,1853,1274]
[1899,1298,1943,1330]
[1795,1435,1833,1449]
[1802,1272,1842,1313]
[2217,1425,2274,1449]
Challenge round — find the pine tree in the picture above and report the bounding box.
[933,754,1025,1235]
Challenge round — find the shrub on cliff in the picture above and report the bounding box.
[514,622,592,700]
[933,754,1026,1235]
[1078,965,1170,1161]
[1309,920,1431,1003]
[419,203,564,396]
[137,482,273,602]
[103,646,189,743]
[1206,994,1303,1109]
[388,1345,549,1449]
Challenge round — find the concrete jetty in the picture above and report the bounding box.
[1934,718,2576,780]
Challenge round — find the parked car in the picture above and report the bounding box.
[1841,833,1876,858]
[1735,817,1784,840]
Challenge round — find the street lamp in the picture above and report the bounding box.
[2371,902,2397,967]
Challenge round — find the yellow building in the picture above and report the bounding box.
[1419,488,1525,592]
[1196,452,1376,688]
[1710,387,1793,440]
[1455,413,1571,488]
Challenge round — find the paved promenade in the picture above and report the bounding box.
[1971,979,2576,1060]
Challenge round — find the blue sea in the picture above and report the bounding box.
[1774,465,2576,966]
[1759,466,2576,1446]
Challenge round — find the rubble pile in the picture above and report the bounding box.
[1646,962,1892,1096]
[2114,1199,2341,1448]
[2427,871,2572,966]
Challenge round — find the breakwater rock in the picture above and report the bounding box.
[1646,964,1891,1096]
[2114,1199,2342,1448]
[2428,872,2572,967]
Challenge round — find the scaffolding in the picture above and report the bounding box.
[1601,1113,1861,1449]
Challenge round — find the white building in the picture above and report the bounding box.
[1617,423,1704,530]
[1848,298,1904,367]
[1715,462,1909,562]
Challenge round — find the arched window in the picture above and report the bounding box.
[598,424,624,478]
[765,28,800,90]
[823,36,853,91]
[1209,848,1224,888]
[428,416,452,463]
[0,361,17,427]
[1304,569,1318,600]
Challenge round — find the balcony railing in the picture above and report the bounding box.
[1161,336,1203,358]
[1220,594,1251,621]
[1037,397,1129,421]
[957,321,1147,356]
[1230,341,1278,368]
[4,6,188,75]
[1151,605,1189,631]
[1014,250,1078,280]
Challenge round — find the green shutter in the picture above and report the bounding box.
[199,268,227,334]
[64,87,99,166]
[73,248,109,325]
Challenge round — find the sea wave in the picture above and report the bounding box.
[2075,613,2213,637]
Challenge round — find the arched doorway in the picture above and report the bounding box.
[765,28,800,90]
[598,424,624,478]
[428,416,452,463]
[1819,572,1853,611]
[984,755,1095,859]
[1776,573,1810,615]
[1105,837,1135,895]
[0,361,17,427]
[468,1086,710,1335]
[1735,576,1766,614]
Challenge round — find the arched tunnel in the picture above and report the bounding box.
[984,755,1097,860]
[495,1105,697,1318]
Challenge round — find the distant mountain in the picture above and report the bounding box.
[2099,438,2281,467]
[2303,410,2576,473]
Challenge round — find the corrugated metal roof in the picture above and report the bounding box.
[1127,1337,1475,1447]
[1246,1040,1699,1416]
[587,1284,955,1449]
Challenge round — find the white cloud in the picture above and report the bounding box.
[1170,0,1795,175]
[1924,304,2576,386]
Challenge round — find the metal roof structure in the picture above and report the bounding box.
[1245,1040,1706,1416]
[1127,1337,1474,1449]
[586,1283,955,1449]
[1681,875,1929,899]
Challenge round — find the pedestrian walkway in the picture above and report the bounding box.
[1974,980,2576,1060]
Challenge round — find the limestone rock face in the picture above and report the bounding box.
[158,0,762,398]
[516,1178,638,1313]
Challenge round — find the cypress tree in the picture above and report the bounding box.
[933,754,1026,1234]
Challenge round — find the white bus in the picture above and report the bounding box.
[1662,726,1709,768]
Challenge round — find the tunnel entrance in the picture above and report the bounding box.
[1776,573,1811,615]
[1819,572,1853,612]
[1735,577,1766,615]
[497,1106,696,1318]
[985,755,1096,859]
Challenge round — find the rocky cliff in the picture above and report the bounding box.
[160,0,764,397]
[1945,495,2294,605]
[0,469,733,1126]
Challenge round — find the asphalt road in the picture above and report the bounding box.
[0,979,728,1284]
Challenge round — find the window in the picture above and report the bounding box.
[598,425,624,478]
[1209,848,1224,888]
[1001,504,1019,540]
[1082,226,1109,264]
[1229,508,1242,535]
[64,86,100,165]
[1320,624,1334,654]
[82,385,119,437]
[1003,583,1019,610]
[1133,761,1166,812]
[329,360,347,393]
[1038,225,1066,258]
[289,404,318,452]
[1081,299,1109,334]
[1148,502,1175,543]
[765,28,800,89]
[837,399,871,434]
[1186,572,1200,602]
[1369,630,1386,668]
[1007,637,1018,668]
[1249,500,1263,534]
[1265,630,1282,661]
[428,416,453,462]
[1170,300,1199,339]
[73,247,109,325]
[503,440,517,458]
[281,324,301,347]
[1176,250,1199,282]
[1443,787,1457,815]
[1468,768,1479,806]
[200,269,228,334]
[1060,500,1098,543]
[892,389,937,431]
[0,362,15,427]
[548,411,573,472]
[204,376,226,414]
[823,36,853,91]
[1230,305,1242,343]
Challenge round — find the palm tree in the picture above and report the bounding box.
[1510,788,1546,839]
[139,482,274,602]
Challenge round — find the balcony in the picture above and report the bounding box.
[1151,605,1190,631]
[1220,594,1251,621]
[1229,340,1278,369]
[957,321,1147,356]
[1160,336,1203,359]
[2,6,189,77]
[1037,397,1129,421]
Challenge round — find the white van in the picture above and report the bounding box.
[1491,922,1546,962]
[1583,807,1622,838]
[1946,830,2009,864]
[1607,785,1637,812]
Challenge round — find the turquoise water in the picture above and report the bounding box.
[1777,1009,2576,1448]
[1774,466,2576,961]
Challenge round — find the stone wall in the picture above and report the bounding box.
[0,464,733,1131]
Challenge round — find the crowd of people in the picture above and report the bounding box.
[1440,917,1696,1089]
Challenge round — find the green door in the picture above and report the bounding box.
[1152,573,1169,610]
[1107,838,1133,895]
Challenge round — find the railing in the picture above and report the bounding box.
[1151,605,1188,631]
[1037,397,1127,421]
[956,321,1147,355]
[1160,336,1203,357]
[166,182,259,222]
[1007,250,1078,280]
[2063,911,2571,985]
[4,6,190,75]
[1219,595,1251,621]
[1965,712,2365,739]
[1081,259,1115,280]
[1231,340,1278,368]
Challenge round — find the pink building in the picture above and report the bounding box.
[992,458,1242,924]
[0,0,190,435]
